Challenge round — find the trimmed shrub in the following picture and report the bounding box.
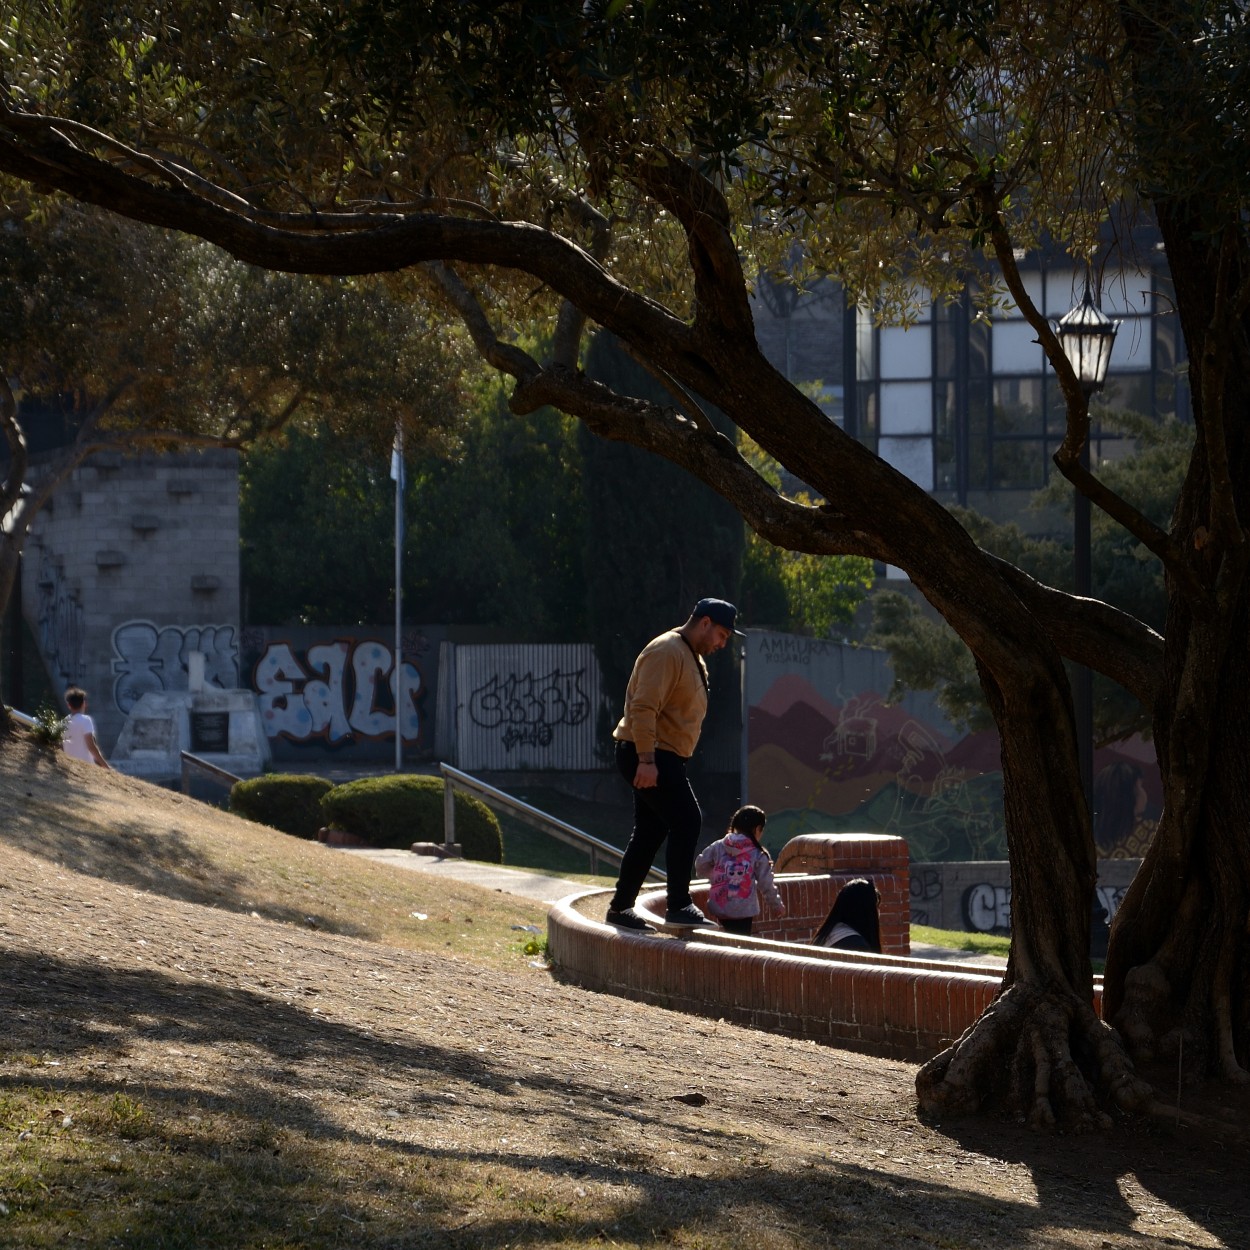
[319,774,503,863]
[229,773,334,839]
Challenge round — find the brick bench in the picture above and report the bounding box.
[546,833,1103,1062]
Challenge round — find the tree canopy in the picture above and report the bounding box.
[0,200,467,623]
[3,0,1249,1130]
[869,414,1193,740]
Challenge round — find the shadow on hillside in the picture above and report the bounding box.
[2,745,377,940]
[3,947,1246,1250]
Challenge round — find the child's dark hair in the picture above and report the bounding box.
[729,804,767,851]
[812,877,882,952]
[65,686,87,712]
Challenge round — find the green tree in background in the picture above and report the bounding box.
[739,437,875,636]
[241,376,587,635]
[1,203,465,630]
[581,332,743,772]
[868,415,1192,741]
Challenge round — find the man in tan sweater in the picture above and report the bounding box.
[606,598,741,931]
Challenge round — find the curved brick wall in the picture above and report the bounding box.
[547,834,1104,1062]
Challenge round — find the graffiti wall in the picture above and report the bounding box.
[745,630,1163,862]
[34,549,85,690]
[908,860,1140,932]
[112,620,240,713]
[444,644,605,771]
[239,626,445,761]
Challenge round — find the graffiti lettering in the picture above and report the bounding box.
[253,638,420,744]
[1096,884,1126,925]
[910,867,942,903]
[34,550,85,689]
[756,635,839,665]
[964,882,1012,933]
[112,620,239,713]
[501,723,555,751]
[468,669,589,748]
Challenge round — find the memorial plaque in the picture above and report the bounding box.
[191,711,230,754]
[130,718,173,752]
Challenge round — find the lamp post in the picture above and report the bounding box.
[1052,283,1120,811]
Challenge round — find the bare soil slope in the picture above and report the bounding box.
[1,733,1247,1249]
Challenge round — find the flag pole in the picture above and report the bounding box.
[391,422,404,773]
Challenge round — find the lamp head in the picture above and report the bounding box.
[1054,283,1120,394]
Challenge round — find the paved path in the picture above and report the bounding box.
[332,847,593,906]
[335,848,1008,966]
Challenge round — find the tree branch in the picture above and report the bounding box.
[0,375,29,519]
[984,197,1205,601]
[423,262,542,382]
[983,553,1164,709]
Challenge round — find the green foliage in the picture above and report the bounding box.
[229,774,335,839]
[868,591,993,734]
[29,700,67,748]
[580,332,744,768]
[405,378,587,635]
[737,437,874,635]
[240,378,587,631]
[1036,412,1194,632]
[868,416,1194,740]
[240,425,397,625]
[320,775,503,863]
[0,201,470,628]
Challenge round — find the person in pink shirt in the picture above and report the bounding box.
[695,805,785,936]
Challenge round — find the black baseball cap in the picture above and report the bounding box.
[692,597,744,635]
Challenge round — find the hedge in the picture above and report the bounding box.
[319,774,503,863]
[229,773,334,839]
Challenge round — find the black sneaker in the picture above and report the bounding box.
[664,904,712,927]
[605,907,654,932]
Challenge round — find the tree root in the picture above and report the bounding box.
[916,981,1153,1131]
[1114,956,1250,1082]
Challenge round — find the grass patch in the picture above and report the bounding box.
[911,924,1011,958]
[491,785,633,882]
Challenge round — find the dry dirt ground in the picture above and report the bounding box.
[2,734,1249,1249]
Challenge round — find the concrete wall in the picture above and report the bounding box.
[22,449,240,750]
[908,858,1143,932]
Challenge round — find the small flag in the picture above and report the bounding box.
[390,426,405,489]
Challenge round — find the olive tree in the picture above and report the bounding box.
[0,202,466,637]
[1,0,1245,1126]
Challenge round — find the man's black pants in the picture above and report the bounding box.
[610,740,702,912]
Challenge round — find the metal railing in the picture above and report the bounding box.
[439,762,663,881]
[180,751,242,795]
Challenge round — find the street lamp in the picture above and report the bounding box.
[1052,282,1120,811]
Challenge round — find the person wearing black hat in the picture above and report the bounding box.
[605,598,743,931]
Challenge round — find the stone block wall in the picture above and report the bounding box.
[22,449,241,750]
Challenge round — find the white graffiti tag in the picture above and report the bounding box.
[112,620,239,713]
[254,639,420,743]
[963,881,1127,935]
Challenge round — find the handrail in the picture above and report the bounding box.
[180,751,242,795]
[439,762,664,881]
[4,705,38,729]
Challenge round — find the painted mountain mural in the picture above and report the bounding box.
[744,633,1160,862]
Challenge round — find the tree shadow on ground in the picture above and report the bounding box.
[4,946,1245,1249]
[932,1092,1250,1249]
[1,744,375,937]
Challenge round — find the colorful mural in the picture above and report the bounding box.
[744,630,1161,862]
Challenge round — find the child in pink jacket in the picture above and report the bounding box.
[695,805,784,935]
